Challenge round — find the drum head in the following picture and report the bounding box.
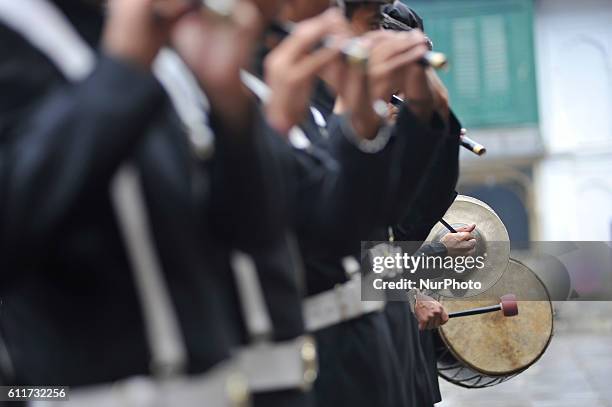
[439,259,553,376]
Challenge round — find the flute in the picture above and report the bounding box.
[390,95,487,156]
[269,21,448,70]
[458,127,486,156]
[185,4,448,69]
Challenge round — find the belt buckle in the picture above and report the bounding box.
[299,336,318,391]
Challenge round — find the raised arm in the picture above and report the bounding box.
[0,25,168,259]
[392,111,462,241]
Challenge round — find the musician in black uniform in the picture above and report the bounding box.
[380,2,478,405]
[306,1,477,406]
[242,6,397,405]
[249,1,470,406]
[0,2,436,407]
[0,2,307,405]
[172,8,436,407]
[180,6,431,407]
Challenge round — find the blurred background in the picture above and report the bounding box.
[404,0,612,405]
[409,0,612,242]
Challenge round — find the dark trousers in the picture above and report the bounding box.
[385,302,441,407]
[312,312,407,407]
[252,389,314,407]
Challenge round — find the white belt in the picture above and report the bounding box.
[303,274,386,332]
[30,360,249,407]
[236,335,318,393]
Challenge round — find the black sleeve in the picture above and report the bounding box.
[286,106,448,256]
[208,106,285,251]
[382,105,450,224]
[295,121,394,256]
[413,241,447,257]
[0,42,166,258]
[393,112,462,242]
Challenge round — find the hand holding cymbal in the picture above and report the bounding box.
[426,195,511,297]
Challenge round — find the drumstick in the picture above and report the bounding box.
[448,294,518,319]
[440,219,457,234]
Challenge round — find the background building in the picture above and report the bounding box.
[408,0,612,243]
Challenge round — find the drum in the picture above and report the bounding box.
[435,259,554,388]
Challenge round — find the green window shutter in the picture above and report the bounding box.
[405,0,539,128]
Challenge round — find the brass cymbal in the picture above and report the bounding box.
[425,195,511,298]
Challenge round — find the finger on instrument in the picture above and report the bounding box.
[369,45,429,78]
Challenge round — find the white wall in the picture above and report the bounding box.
[534,0,612,240]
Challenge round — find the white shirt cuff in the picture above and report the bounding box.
[339,114,393,154]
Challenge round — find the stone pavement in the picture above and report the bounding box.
[437,332,612,407]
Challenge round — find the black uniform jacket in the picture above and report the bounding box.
[303,96,457,407]
[385,112,461,406]
[253,93,405,341]
[0,0,287,386]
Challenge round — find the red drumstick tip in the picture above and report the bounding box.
[500,294,518,317]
